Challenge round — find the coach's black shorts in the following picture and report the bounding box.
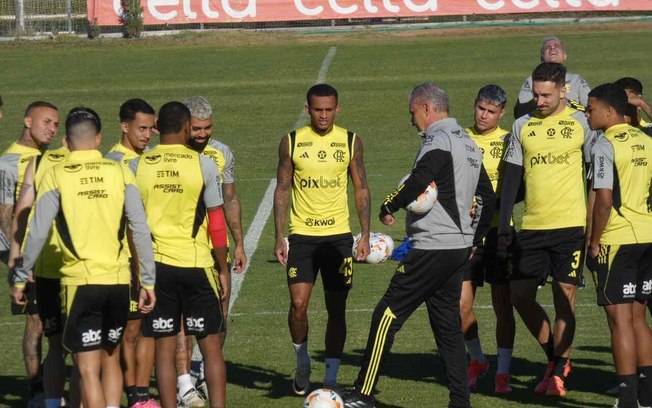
[467,228,515,286]
[21,281,40,315]
[62,284,129,353]
[510,227,584,285]
[127,260,143,320]
[142,262,224,339]
[286,233,354,292]
[36,277,64,337]
[586,243,652,306]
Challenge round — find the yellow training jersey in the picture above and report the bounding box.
[29,150,132,285]
[201,138,234,184]
[1,142,42,203]
[591,124,652,244]
[32,146,69,279]
[106,143,139,166]
[289,125,353,236]
[467,126,509,227]
[506,105,595,230]
[132,144,223,268]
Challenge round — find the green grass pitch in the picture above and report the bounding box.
[0,21,651,407]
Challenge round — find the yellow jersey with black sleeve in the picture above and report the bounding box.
[289,125,353,237]
[14,150,155,288]
[105,143,139,166]
[466,126,509,228]
[201,138,234,184]
[131,144,224,268]
[32,146,69,279]
[590,124,652,244]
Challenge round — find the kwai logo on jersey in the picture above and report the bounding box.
[186,317,205,331]
[305,216,335,227]
[81,329,102,346]
[299,176,342,190]
[107,327,124,342]
[530,152,570,167]
[152,318,175,332]
[623,283,636,297]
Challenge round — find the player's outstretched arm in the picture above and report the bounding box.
[273,135,292,266]
[349,136,371,261]
[223,182,246,273]
[8,158,36,270]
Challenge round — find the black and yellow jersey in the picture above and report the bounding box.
[201,138,234,184]
[131,144,223,268]
[591,124,652,244]
[105,143,139,166]
[31,146,69,279]
[466,126,509,228]
[506,105,595,230]
[15,150,155,287]
[288,125,353,236]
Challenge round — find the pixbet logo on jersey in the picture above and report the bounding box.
[186,317,205,331]
[530,152,570,167]
[299,176,342,189]
[152,318,175,332]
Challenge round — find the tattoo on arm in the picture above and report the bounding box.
[223,183,244,247]
[274,135,293,240]
[0,204,14,243]
[350,137,371,235]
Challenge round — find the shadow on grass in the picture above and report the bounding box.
[0,375,28,407]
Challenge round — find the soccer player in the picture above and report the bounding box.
[499,62,596,397]
[614,77,652,135]
[343,82,495,408]
[106,98,159,408]
[274,83,371,394]
[9,143,69,408]
[0,101,59,405]
[585,83,652,408]
[11,107,156,408]
[462,84,515,393]
[514,36,591,118]
[133,102,229,408]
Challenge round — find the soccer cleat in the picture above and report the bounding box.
[467,359,489,388]
[292,364,311,396]
[195,376,208,399]
[132,400,161,408]
[545,375,567,397]
[606,384,620,395]
[494,373,512,394]
[535,362,554,393]
[611,399,650,408]
[178,387,205,407]
[342,390,376,408]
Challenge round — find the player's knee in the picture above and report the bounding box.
[290,297,310,315]
[26,314,44,334]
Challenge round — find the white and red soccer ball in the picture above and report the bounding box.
[303,388,344,408]
[398,174,438,214]
[352,232,394,264]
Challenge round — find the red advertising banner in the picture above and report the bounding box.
[87,0,652,26]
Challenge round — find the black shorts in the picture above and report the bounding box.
[142,262,224,339]
[510,227,585,285]
[62,284,129,353]
[467,228,515,286]
[286,233,354,292]
[36,277,64,337]
[21,281,40,315]
[128,260,143,320]
[586,243,652,306]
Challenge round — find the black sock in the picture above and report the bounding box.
[552,356,569,378]
[618,374,638,408]
[639,366,652,406]
[126,385,139,407]
[540,341,554,362]
[29,381,44,397]
[136,386,150,402]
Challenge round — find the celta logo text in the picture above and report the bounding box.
[623,283,636,297]
[81,329,102,345]
[108,327,124,342]
[153,318,174,331]
[530,152,570,167]
[186,317,205,331]
[299,176,342,189]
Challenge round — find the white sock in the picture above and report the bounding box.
[496,347,513,374]
[199,361,205,380]
[323,358,341,384]
[177,373,194,396]
[293,341,310,367]
[465,337,485,362]
[45,399,61,408]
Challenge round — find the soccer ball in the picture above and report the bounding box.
[303,388,344,408]
[398,174,438,214]
[352,232,394,264]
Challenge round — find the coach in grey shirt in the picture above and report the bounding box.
[343,82,495,408]
[514,36,591,118]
